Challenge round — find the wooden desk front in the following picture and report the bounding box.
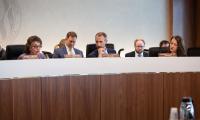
[0,73,200,120]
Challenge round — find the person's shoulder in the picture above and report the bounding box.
[55,47,65,51]
[38,53,46,59]
[125,51,135,57]
[74,48,84,57]
[0,48,5,52]
[17,53,26,59]
[53,47,67,58]
[0,48,6,55]
[87,49,98,58]
[0,48,6,60]
[143,51,149,57]
[54,47,66,54]
[74,48,83,53]
[107,48,116,53]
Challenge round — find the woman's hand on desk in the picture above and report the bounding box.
[22,55,39,59]
[102,54,120,58]
[64,54,82,58]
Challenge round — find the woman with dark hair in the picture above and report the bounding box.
[169,35,186,56]
[18,35,46,59]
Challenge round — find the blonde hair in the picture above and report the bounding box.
[54,39,66,49]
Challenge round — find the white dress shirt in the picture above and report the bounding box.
[135,52,144,57]
[66,45,75,55]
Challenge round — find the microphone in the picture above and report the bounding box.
[118,48,124,56]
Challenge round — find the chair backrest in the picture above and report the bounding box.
[86,43,114,57]
[42,51,53,58]
[187,48,200,56]
[6,45,25,60]
[144,49,149,54]
[149,47,170,57]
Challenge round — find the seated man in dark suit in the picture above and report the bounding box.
[53,31,83,58]
[125,39,148,57]
[87,32,116,57]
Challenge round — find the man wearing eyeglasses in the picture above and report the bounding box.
[53,31,84,58]
[125,39,149,57]
[87,32,116,58]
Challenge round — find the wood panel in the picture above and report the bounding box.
[101,73,163,120]
[1,72,200,120]
[136,73,163,120]
[42,76,71,120]
[13,78,41,120]
[190,73,200,119]
[70,75,100,120]
[163,73,199,120]
[0,79,13,120]
[101,74,137,120]
[167,0,173,39]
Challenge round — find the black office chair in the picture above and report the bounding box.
[187,48,200,56]
[149,47,170,57]
[144,49,149,54]
[86,43,115,57]
[42,51,53,58]
[6,45,26,60]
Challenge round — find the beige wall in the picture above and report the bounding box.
[173,0,200,49]
[173,0,194,50]
[0,0,168,56]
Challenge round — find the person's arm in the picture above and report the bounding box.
[76,49,84,58]
[39,53,47,59]
[17,53,25,59]
[87,50,97,58]
[125,52,134,57]
[80,51,84,58]
[112,49,117,54]
[52,49,60,58]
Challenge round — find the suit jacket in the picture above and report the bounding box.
[53,47,84,58]
[87,48,116,58]
[125,51,149,57]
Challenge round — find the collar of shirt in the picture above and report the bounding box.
[104,48,108,54]
[65,45,75,55]
[135,51,143,57]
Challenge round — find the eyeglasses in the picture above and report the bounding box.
[31,45,42,48]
